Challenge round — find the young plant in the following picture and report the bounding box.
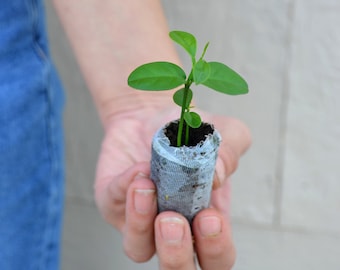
[128,30,248,147]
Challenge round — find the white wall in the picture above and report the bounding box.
[46,0,340,269]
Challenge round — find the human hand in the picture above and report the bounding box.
[94,96,251,267]
[154,207,235,270]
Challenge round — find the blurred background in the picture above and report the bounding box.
[45,0,340,269]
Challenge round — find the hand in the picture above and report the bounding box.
[154,208,235,270]
[94,97,251,267]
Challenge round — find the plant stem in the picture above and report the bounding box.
[185,122,189,145]
[177,87,188,147]
[177,72,193,147]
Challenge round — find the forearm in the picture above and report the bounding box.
[52,0,180,127]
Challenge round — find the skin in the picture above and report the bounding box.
[53,0,251,269]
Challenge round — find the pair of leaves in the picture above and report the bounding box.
[173,88,201,128]
[128,31,248,95]
[127,59,248,95]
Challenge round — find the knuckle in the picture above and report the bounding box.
[200,240,236,269]
[129,219,152,235]
[207,243,227,259]
[100,204,125,229]
[124,245,153,263]
[160,253,187,270]
[123,236,155,263]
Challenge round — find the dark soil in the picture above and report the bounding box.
[164,120,214,147]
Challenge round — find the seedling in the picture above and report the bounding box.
[128,30,248,147]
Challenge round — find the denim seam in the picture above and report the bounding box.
[26,0,61,269]
[26,0,48,63]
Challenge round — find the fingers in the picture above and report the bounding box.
[123,173,157,262]
[95,161,158,262]
[222,117,252,157]
[192,208,236,270]
[154,209,235,270]
[94,162,150,230]
[210,178,232,219]
[155,212,196,270]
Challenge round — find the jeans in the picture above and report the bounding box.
[0,1,65,269]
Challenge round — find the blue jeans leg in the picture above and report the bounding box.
[0,1,65,269]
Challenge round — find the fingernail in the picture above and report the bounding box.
[160,217,185,244]
[134,189,155,215]
[199,216,222,237]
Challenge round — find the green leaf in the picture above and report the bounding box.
[128,62,186,90]
[184,111,202,128]
[202,62,248,95]
[200,42,210,60]
[193,59,210,84]
[173,88,193,108]
[169,31,197,60]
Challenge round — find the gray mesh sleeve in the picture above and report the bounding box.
[150,124,221,224]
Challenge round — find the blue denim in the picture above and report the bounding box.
[0,1,65,269]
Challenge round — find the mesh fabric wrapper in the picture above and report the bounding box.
[151,122,221,224]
